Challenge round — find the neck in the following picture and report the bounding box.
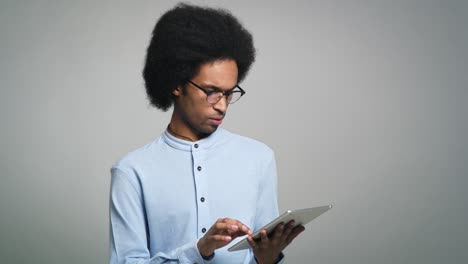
[168,109,206,142]
[167,124,195,142]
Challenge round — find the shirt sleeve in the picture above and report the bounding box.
[109,167,208,264]
[250,150,286,263]
[253,149,280,232]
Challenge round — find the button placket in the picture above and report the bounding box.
[192,147,210,238]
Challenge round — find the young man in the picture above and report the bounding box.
[109,4,304,263]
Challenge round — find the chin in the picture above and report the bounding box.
[199,125,218,136]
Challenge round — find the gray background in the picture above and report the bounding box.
[1,0,467,263]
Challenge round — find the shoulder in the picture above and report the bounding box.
[112,137,161,174]
[219,128,275,159]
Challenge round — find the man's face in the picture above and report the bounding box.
[172,59,239,140]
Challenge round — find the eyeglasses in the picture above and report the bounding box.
[187,80,246,104]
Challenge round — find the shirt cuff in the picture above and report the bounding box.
[254,252,284,264]
[276,252,285,263]
[201,252,215,260]
[176,240,206,263]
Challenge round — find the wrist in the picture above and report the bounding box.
[197,239,213,258]
[255,252,284,264]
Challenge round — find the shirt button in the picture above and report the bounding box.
[200,197,205,202]
[202,228,207,233]
[197,166,202,171]
[194,144,199,148]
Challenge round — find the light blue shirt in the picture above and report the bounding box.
[109,128,281,263]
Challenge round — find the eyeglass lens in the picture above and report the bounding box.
[207,91,242,104]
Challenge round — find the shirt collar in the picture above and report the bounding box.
[162,127,229,151]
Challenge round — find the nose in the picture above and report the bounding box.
[213,95,228,114]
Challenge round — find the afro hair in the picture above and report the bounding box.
[142,3,256,111]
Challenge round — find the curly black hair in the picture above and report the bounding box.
[142,3,256,111]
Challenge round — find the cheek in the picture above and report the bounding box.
[184,101,209,124]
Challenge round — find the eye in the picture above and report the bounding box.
[206,90,221,96]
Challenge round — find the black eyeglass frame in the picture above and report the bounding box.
[187,80,246,104]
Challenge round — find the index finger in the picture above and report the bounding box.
[220,218,253,235]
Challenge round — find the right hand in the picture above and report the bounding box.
[197,218,253,257]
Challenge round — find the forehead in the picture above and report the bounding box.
[192,59,238,90]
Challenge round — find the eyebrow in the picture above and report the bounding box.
[200,84,238,91]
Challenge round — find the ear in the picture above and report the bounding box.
[173,85,182,97]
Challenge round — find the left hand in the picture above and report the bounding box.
[247,220,305,264]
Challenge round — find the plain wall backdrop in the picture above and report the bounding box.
[1,0,467,263]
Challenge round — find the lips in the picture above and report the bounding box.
[209,117,223,126]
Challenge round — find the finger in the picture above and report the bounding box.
[213,222,241,233]
[242,224,253,235]
[247,235,258,250]
[213,222,231,232]
[273,223,284,241]
[286,225,305,245]
[225,224,251,238]
[222,218,251,232]
[260,229,269,244]
[209,223,248,242]
[281,220,295,240]
[294,225,305,236]
[227,224,239,233]
[227,226,249,239]
[221,218,252,235]
[206,223,233,238]
[229,229,250,239]
[286,220,296,230]
[210,234,232,242]
[209,221,246,239]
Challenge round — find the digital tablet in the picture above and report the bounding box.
[228,205,332,252]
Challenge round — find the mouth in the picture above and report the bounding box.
[209,118,223,126]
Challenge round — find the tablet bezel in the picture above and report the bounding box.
[227,205,332,252]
